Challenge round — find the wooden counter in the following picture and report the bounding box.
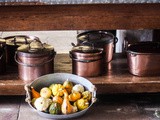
[1,54,160,95]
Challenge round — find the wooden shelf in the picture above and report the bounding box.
[0,3,160,31]
[1,53,160,95]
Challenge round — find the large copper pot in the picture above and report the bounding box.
[15,40,56,81]
[4,35,39,66]
[70,45,105,77]
[127,42,160,76]
[77,30,118,62]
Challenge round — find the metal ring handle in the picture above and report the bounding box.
[69,53,103,63]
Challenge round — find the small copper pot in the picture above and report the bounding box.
[70,45,105,77]
[127,42,160,76]
[15,40,56,81]
[77,30,118,62]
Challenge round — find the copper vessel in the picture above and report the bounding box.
[77,30,118,62]
[70,45,105,77]
[4,35,39,66]
[0,39,6,75]
[127,42,160,76]
[15,40,56,81]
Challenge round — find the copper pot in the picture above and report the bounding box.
[15,40,56,81]
[127,42,160,76]
[0,40,6,75]
[77,30,118,62]
[70,45,105,77]
[4,35,39,66]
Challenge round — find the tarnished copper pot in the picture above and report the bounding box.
[0,40,6,75]
[4,35,39,66]
[127,42,160,76]
[15,40,56,81]
[70,45,105,77]
[77,30,118,62]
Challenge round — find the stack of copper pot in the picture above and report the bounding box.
[15,39,56,81]
[0,35,56,81]
[70,30,118,77]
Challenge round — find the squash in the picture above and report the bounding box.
[52,96,63,105]
[76,98,89,111]
[52,84,64,97]
[72,84,84,93]
[61,89,78,114]
[69,92,81,102]
[31,86,40,98]
[49,102,61,115]
[82,91,92,101]
[63,79,73,94]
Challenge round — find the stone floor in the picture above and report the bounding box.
[1,93,160,120]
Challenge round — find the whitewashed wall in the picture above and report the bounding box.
[1,31,77,53]
[1,30,153,53]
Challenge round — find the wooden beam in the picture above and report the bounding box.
[0,3,160,31]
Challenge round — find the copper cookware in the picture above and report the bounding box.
[77,30,118,62]
[4,35,39,66]
[0,39,6,75]
[127,42,160,76]
[70,45,105,77]
[15,40,56,81]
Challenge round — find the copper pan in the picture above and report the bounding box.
[126,42,160,76]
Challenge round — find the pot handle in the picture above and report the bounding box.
[24,84,32,104]
[13,36,28,45]
[91,85,97,104]
[14,51,56,67]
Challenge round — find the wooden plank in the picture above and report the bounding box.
[0,4,160,31]
[1,54,160,95]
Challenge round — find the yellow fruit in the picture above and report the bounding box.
[76,98,89,111]
[69,92,81,102]
[82,91,92,101]
[40,87,52,98]
[63,79,73,94]
[52,84,64,97]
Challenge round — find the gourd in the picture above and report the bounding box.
[31,86,40,98]
[76,98,89,111]
[82,91,92,101]
[52,96,63,105]
[52,84,64,96]
[69,92,81,102]
[34,97,52,111]
[49,102,61,115]
[63,79,73,94]
[72,84,84,93]
[61,89,78,114]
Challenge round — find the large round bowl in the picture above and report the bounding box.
[25,73,97,119]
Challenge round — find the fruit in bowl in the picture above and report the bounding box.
[25,73,96,119]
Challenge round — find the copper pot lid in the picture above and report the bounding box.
[17,40,55,57]
[3,35,40,46]
[71,45,103,54]
[77,30,114,44]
